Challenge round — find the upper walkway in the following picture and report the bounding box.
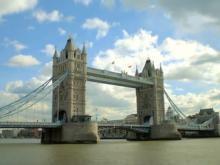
[87,67,153,88]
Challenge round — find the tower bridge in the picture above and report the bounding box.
[0,37,219,143]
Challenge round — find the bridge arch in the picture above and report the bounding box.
[53,110,68,122]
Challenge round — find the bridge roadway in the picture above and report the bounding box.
[0,122,62,128]
[87,67,154,88]
[99,124,214,132]
[0,122,214,132]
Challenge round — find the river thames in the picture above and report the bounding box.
[0,138,220,165]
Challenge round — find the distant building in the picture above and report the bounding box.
[98,114,138,139]
[166,106,174,120]
[18,128,42,138]
[196,108,219,124]
[124,114,137,124]
[2,130,14,138]
[165,106,181,123]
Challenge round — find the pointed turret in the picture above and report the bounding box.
[53,49,58,58]
[152,61,155,70]
[160,63,163,73]
[65,37,74,51]
[135,65,139,76]
[53,49,59,63]
[81,43,87,55]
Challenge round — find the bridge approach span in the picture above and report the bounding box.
[0,122,62,128]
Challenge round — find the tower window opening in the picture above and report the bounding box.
[148,70,151,77]
[66,52,68,59]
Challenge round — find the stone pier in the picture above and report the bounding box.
[150,122,181,140]
[41,122,99,144]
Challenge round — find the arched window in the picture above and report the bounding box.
[148,69,151,77]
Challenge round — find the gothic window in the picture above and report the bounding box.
[148,69,151,77]
[77,63,80,68]
[66,52,68,59]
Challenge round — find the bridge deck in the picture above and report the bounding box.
[0,122,215,132]
[87,67,153,88]
[98,124,214,132]
[0,122,62,128]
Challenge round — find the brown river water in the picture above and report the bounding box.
[0,138,220,165]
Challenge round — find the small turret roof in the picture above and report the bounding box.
[135,65,139,76]
[82,43,87,55]
[64,37,74,51]
[53,49,58,58]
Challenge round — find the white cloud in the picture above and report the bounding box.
[165,88,220,115]
[160,37,220,82]
[74,0,92,6]
[58,27,67,36]
[33,10,74,23]
[7,54,40,67]
[0,92,19,106]
[0,0,37,18]
[101,0,115,8]
[121,0,149,11]
[13,42,27,52]
[33,10,62,22]
[65,16,74,22]
[159,0,220,33]
[3,38,27,52]
[41,44,55,56]
[93,29,162,73]
[85,41,93,49]
[27,25,35,30]
[82,17,110,39]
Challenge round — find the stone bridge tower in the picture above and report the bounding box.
[42,37,99,144]
[52,37,87,122]
[136,59,165,125]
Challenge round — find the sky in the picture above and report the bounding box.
[0,0,220,121]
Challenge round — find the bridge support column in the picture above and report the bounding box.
[150,122,181,140]
[41,122,99,144]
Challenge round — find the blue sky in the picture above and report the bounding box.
[0,0,220,121]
